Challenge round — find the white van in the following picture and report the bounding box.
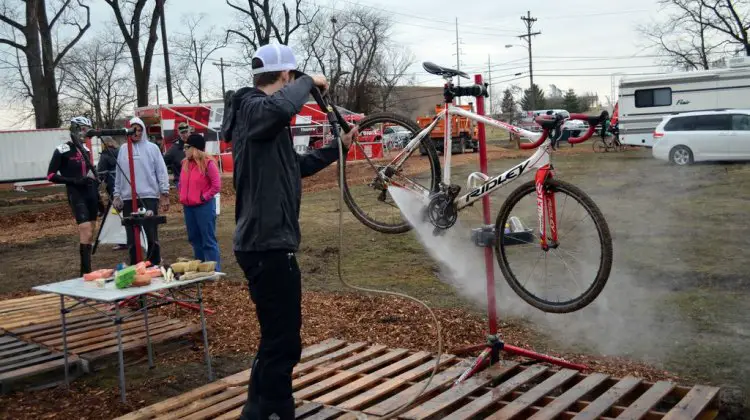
[651,109,750,165]
[618,56,750,147]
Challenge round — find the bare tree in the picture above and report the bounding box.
[298,7,395,113]
[374,45,415,111]
[225,0,318,64]
[171,13,227,103]
[104,0,161,107]
[641,0,748,70]
[59,34,135,128]
[0,0,91,128]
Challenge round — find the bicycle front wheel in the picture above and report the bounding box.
[340,112,441,234]
[494,179,613,313]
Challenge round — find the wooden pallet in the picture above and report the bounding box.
[0,294,102,331]
[115,339,723,420]
[0,331,80,394]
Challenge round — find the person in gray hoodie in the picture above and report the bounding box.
[112,117,171,265]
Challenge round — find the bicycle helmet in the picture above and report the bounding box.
[70,116,92,128]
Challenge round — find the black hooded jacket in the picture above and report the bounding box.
[227,75,343,252]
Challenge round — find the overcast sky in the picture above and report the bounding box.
[1,0,674,129]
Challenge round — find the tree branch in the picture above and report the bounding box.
[0,10,24,31]
[0,38,25,50]
[54,0,91,67]
[49,0,72,29]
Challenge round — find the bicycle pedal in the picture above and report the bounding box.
[432,227,446,237]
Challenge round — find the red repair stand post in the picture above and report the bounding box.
[452,74,588,384]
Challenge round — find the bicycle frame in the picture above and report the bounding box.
[385,104,599,209]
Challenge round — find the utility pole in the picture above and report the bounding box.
[158,0,173,104]
[213,57,232,97]
[453,18,464,105]
[519,11,540,111]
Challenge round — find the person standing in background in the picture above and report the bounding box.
[97,136,120,200]
[179,133,222,269]
[47,116,100,276]
[96,136,127,250]
[164,122,188,189]
[112,117,170,266]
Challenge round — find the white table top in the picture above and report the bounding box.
[32,272,225,303]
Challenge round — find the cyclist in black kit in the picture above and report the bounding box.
[46,116,100,276]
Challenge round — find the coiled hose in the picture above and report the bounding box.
[335,129,444,420]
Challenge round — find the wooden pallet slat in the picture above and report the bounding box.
[294,342,369,374]
[292,344,389,390]
[80,324,201,361]
[36,315,157,345]
[615,381,676,420]
[662,385,721,420]
[11,311,122,336]
[528,372,610,420]
[293,347,406,401]
[442,364,550,420]
[177,392,247,420]
[486,368,579,420]
[156,387,247,420]
[313,350,434,406]
[363,360,472,417]
[302,406,345,420]
[0,354,79,384]
[116,381,236,420]
[402,362,520,420]
[338,355,457,411]
[0,343,40,358]
[573,376,642,420]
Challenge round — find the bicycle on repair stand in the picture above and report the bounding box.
[337,62,614,315]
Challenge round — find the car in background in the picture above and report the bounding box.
[651,109,750,165]
[382,125,411,149]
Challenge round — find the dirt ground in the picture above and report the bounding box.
[0,142,748,418]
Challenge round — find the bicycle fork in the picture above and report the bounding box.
[535,164,559,251]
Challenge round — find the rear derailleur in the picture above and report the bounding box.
[424,183,461,236]
[369,165,396,202]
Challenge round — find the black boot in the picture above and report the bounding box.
[80,243,92,276]
[239,358,261,420]
[258,397,295,420]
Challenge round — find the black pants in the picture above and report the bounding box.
[235,250,301,420]
[122,199,161,266]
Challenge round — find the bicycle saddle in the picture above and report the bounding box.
[422,61,470,79]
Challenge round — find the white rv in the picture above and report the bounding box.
[618,56,750,147]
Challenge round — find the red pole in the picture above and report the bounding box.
[126,125,143,263]
[474,74,498,335]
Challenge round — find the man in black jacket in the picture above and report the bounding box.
[226,43,357,420]
[163,122,188,188]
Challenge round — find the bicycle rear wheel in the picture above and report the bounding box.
[340,112,441,234]
[494,179,613,313]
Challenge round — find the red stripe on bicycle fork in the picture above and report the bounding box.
[535,165,554,249]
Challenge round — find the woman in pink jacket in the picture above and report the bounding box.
[179,133,222,270]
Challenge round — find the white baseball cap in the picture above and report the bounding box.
[251,43,298,74]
